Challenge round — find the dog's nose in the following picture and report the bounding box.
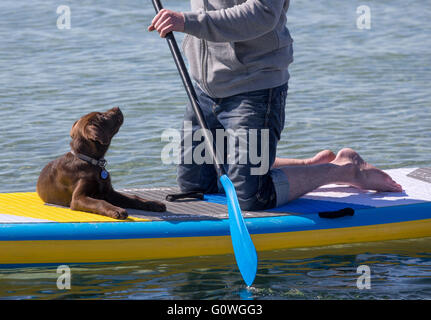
[108,107,122,116]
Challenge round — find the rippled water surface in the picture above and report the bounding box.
[0,0,430,299]
[1,239,431,300]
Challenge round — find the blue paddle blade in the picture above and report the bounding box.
[220,174,258,286]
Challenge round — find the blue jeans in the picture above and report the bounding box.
[177,83,290,211]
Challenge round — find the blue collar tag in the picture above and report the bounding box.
[100,169,109,180]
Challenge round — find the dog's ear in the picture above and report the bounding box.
[84,124,110,145]
[70,120,79,139]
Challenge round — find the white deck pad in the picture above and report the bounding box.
[0,214,51,223]
[303,168,431,207]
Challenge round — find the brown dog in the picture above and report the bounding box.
[36,107,166,219]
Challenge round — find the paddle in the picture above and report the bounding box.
[150,0,257,286]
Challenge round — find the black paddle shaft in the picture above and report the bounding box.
[151,0,226,177]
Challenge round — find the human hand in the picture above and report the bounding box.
[148,9,185,37]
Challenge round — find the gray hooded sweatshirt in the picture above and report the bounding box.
[182,0,293,98]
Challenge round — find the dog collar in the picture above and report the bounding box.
[70,150,109,180]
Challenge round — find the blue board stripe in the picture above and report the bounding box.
[0,202,430,241]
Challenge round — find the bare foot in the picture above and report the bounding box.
[304,149,336,165]
[331,148,402,192]
[273,149,336,168]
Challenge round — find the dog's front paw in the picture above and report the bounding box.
[108,208,128,220]
[146,201,166,212]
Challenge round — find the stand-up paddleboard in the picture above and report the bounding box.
[1,168,430,266]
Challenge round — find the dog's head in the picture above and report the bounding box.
[70,107,124,157]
